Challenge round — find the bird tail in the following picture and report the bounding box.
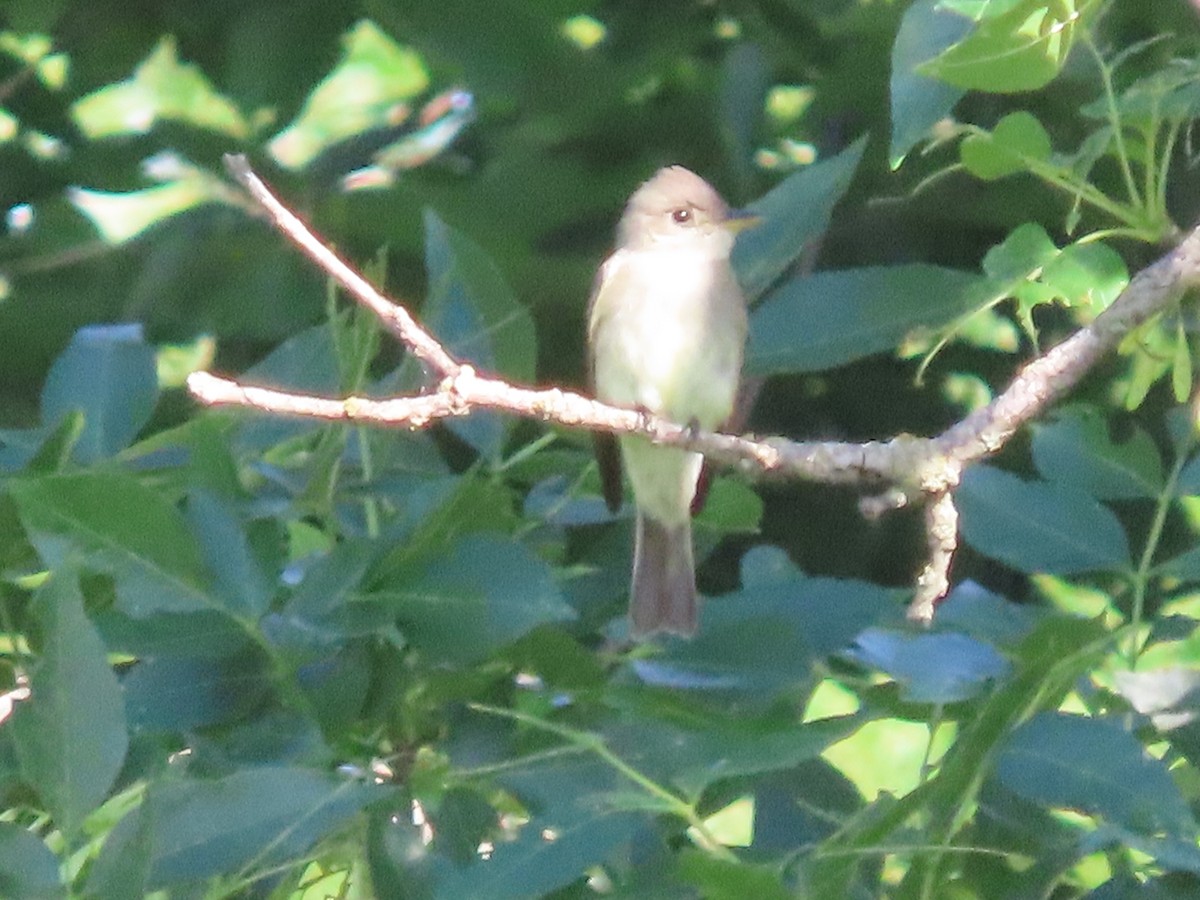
[629,513,697,637]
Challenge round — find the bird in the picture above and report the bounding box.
[587,166,754,637]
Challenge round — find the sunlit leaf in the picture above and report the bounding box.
[269,20,429,169]
[920,0,1098,92]
[71,36,248,138]
[68,154,243,245]
[960,111,1052,180]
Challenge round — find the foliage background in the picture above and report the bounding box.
[2,0,1200,897]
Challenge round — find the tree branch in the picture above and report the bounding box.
[189,154,1200,623]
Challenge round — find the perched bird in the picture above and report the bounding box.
[588,166,754,637]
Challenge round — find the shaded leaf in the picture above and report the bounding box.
[186,490,274,618]
[11,573,128,839]
[1031,407,1164,500]
[848,628,1009,702]
[423,209,536,458]
[677,850,790,900]
[40,324,157,464]
[607,713,860,797]
[733,139,866,301]
[376,534,574,663]
[643,575,897,697]
[10,471,214,616]
[747,265,985,375]
[0,823,64,900]
[143,768,384,890]
[890,0,971,164]
[122,652,272,733]
[997,712,1197,839]
[435,755,644,900]
[959,466,1131,574]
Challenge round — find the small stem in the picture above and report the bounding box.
[1083,34,1142,210]
[469,703,738,861]
[1127,407,1192,668]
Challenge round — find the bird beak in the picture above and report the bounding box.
[723,209,762,234]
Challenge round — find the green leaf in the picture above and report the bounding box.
[677,850,791,900]
[645,575,896,697]
[607,713,860,797]
[694,477,763,534]
[1173,320,1193,403]
[733,138,866,301]
[40,324,158,464]
[185,490,274,618]
[10,471,214,617]
[11,573,128,839]
[375,534,574,664]
[234,323,342,454]
[68,158,245,246]
[71,36,248,138]
[435,756,644,900]
[958,466,1131,574]
[889,0,971,164]
[0,824,64,900]
[919,0,1097,92]
[281,537,379,621]
[122,652,272,732]
[997,712,1197,839]
[960,110,1053,179]
[430,787,498,864]
[423,210,535,381]
[375,471,520,580]
[268,20,430,169]
[1039,241,1128,312]
[1030,407,1164,500]
[95,609,254,659]
[423,209,536,458]
[141,768,383,890]
[1080,59,1200,124]
[849,628,1009,702]
[747,264,985,375]
[981,222,1059,283]
[718,42,770,192]
[0,411,84,475]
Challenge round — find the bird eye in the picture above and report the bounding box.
[670,208,692,224]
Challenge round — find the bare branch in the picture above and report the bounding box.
[223,154,460,377]
[191,157,1200,621]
